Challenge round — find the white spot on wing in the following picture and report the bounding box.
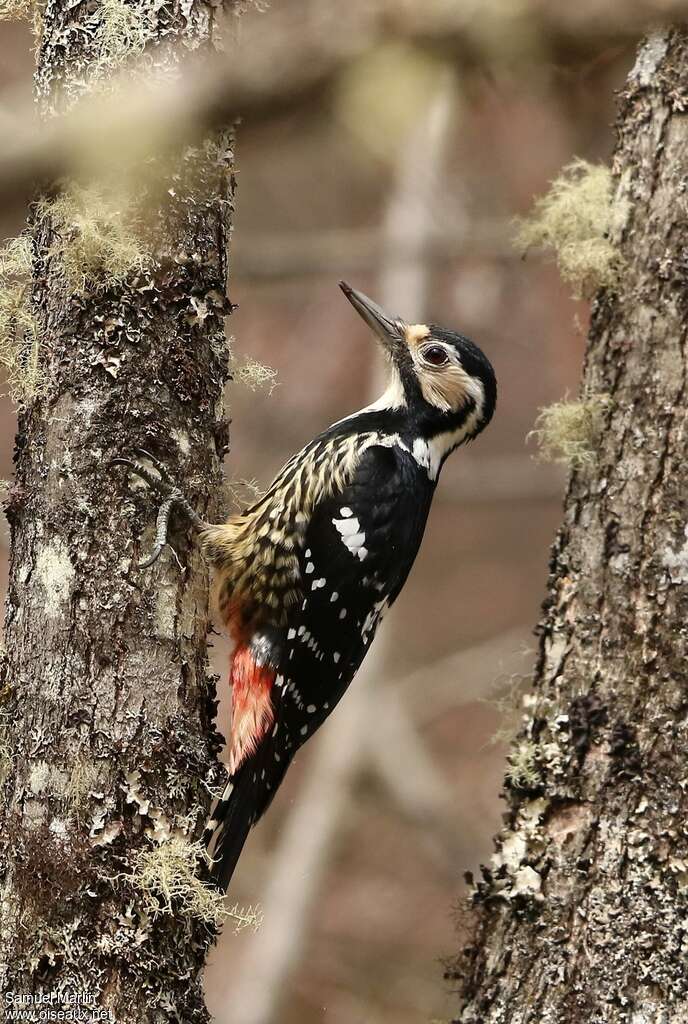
[333,515,368,560]
[333,516,360,537]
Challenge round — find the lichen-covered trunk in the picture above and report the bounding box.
[0,3,233,1021]
[456,28,688,1024]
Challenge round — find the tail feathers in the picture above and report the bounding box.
[204,770,255,891]
[204,741,291,891]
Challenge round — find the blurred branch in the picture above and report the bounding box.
[0,43,342,208]
[368,684,482,872]
[2,0,687,209]
[232,225,511,281]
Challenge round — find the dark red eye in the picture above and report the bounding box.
[423,345,449,366]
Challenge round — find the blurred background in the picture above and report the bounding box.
[0,1,651,1022]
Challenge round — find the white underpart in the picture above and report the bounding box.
[332,515,368,560]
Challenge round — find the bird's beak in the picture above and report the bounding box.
[339,281,405,357]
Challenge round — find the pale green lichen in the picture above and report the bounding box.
[0,235,32,279]
[0,234,44,406]
[65,757,100,821]
[0,0,33,21]
[0,724,13,787]
[234,356,279,396]
[504,741,542,789]
[529,395,609,467]
[0,0,42,36]
[37,183,148,296]
[504,737,563,790]
[95,0,148,73]
[129,837,262,932]
[515,159,625,299]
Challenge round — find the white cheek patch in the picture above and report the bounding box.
[333,515,368,560]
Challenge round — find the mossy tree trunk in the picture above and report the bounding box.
[455,26,688,1024]
[0,3,235,1021]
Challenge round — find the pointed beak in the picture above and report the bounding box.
[339,281,405,356]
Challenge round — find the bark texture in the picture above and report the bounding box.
[456,27,688,1024]
[0,3,235,1021]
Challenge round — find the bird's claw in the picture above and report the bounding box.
[110,448,174,495]
[111,449,193,570]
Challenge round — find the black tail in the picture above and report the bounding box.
[204,770,254,891]
[204,741,290,891]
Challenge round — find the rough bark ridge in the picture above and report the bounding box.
[0,2,234,1021]
[456,28,688,1024]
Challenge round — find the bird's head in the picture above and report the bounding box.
[340,282,496,462]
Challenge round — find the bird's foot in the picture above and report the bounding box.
[111,449,206,569]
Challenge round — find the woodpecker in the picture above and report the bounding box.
[116,282,496,890]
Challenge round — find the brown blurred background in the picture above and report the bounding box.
[0,2,644,1021]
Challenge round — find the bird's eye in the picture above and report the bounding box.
[423,345,449,367]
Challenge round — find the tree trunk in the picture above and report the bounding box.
[0,3,234,1022]
[454,26,688,1024]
